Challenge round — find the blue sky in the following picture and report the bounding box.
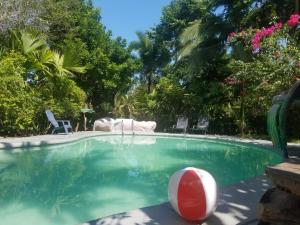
[93,0,172,43]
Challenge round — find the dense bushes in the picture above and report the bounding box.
[0,52,37,135]
[0,0,299,138]
[0,77,38,136]
[0,51,86,136]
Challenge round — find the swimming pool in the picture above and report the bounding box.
[0,135,282,225]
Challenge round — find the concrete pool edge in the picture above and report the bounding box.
[0,131,276,150]
[80,175,271,225]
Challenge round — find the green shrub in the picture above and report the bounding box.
[0,53,39,136]
[0,51,86,136]
[37,76,86,132]
[0,76,39,136]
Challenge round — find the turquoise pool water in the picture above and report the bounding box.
[0,135,281,225]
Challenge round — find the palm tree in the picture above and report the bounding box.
[179,19,203,60]
[179,14,231,69]
[130,31,169,94]
[113,92,135,118]
[10,29,86,81]
[49,50,86,77]
[10,29,47,55]
[130,32,156,94]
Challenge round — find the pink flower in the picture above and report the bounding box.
[262,27,274,36]
[227,32,237,42]
[251,22,282,52]
[275,22,283,29]
[230,32,236,36]
[288,14,300,27]
[252,42,260,51]
[251,32,262,51]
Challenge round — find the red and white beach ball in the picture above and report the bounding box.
[168,167,217,221]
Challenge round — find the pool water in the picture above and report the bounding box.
[0,135,282,225]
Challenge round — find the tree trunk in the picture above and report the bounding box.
[240,80,245,137]
[147,73,152,94]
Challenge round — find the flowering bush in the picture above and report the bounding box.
[229,14,299,53]
[288,14,300,27]
[225,14,300,135]
[251,22,282,51]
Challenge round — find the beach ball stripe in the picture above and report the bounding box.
[168,167,217,221]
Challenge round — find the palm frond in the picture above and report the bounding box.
[49,51,71,76]
[37,48,53,64]
[179,20,203,59]
[0,47,5,59]
[19,31,46,54]
[49,51,85,77]
[179,38,203,60]
[62,47,86,74]
[10,30,47,54]
[180,20,202,46]
[65,66,86,74]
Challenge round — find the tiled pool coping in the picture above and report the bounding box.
[0,132,289,225]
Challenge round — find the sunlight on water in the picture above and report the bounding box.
[0,135,282,225]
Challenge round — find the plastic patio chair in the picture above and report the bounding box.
[190,117,209,134]
[171,116,189,133]
[45,110,73,134]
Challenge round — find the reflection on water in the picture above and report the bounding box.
[95,135,157,145]
[0,136,282,225]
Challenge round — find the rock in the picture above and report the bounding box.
[258,188,300,225]
[266,158,300,197]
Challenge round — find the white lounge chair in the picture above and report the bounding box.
[45,110,73,134]
[171,116,188,133]
[190,117,209,134]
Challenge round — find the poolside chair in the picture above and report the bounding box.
[171,116,189,133]
[190,117,209,134]
[45,110,73,134]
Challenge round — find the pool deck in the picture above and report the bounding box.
[0,132,299,225]
[80,175,271,225]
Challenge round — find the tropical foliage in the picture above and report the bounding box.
[0,0,137,136]
[0,0,299,138]
[128,0,300,137]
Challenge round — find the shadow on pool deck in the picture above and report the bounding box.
[80,176,271,225]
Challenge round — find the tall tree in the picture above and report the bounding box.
[155,0,207,58]
[0,0,47,34]
[130,32,170,93]
[40,0,138,114]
